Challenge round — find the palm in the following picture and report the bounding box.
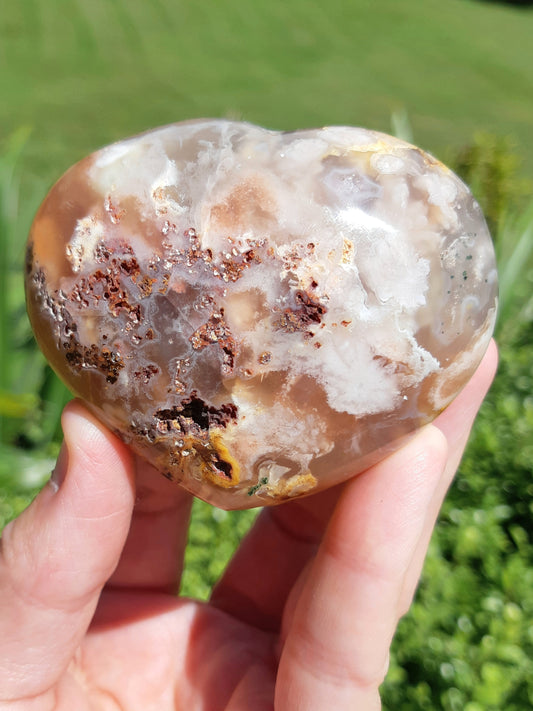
[64,476,339,711]
[75,592,277,710]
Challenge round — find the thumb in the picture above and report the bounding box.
[0,400,135,703]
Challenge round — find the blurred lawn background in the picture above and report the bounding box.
[1,0,533,708]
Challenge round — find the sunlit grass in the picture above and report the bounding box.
[496,201,533,336]
[3,0,533,188]
[0,131,70,525]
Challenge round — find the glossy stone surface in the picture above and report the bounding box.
[26,120,498,509]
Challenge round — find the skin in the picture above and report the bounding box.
[0,340,497,711]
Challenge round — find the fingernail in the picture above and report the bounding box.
[62,402,107,451]
[50,441,69,492]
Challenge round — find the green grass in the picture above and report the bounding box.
[0,129,70,505]
[2,0,533,191]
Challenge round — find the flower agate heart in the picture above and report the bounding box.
[25,120,497,509]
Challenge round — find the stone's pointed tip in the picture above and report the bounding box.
[26,120,497,509]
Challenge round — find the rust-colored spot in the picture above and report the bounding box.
[155,394,238,435]
[134,364,159,384]
[275,290,326,335]
[64,340,124,383]
[189,310,239,372]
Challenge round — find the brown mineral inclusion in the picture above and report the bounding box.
[25,120,498,509]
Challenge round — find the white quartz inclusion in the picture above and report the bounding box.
[89,122,455,416]
[30,119,498,508]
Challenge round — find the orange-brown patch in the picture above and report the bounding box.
[210,177,276,230]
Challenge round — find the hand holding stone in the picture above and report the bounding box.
[0,342,497,710]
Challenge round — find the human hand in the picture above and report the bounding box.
[0,340,497,711]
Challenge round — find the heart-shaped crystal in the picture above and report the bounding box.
[26,120,497,509]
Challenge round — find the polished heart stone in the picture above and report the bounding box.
[25,120,498,509]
